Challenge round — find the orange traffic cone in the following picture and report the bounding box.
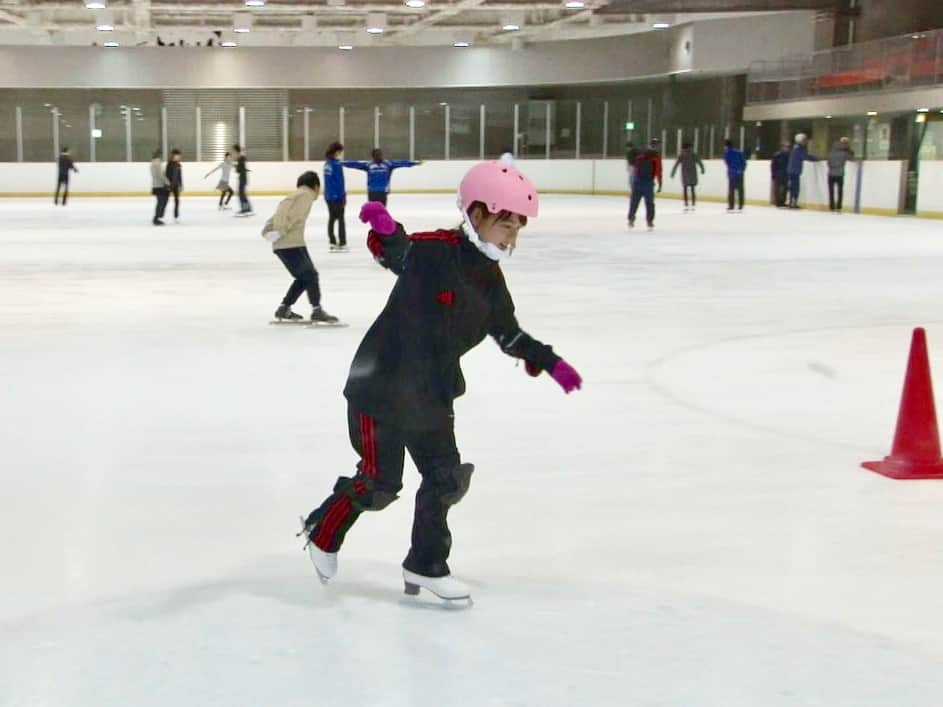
[862,327,943,479]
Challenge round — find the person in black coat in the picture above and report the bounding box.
[770,142,791,208]
[165,148,184,222]
[299,161,583,602]
[55,147,78,206]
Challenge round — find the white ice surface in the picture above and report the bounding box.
[3,195,943,706]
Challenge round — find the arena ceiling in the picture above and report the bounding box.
[0,0,839,47]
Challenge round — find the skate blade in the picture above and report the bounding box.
[404,581,473,609]
[307,321,349,328]
[269,319,308,326]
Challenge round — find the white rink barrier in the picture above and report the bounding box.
[0,158,914,217]
[917,161,943,219]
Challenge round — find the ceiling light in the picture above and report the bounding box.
[825,115,832,119]
[453,40,470,47]
[867,111,877,116]
[564,1,585,8]
[917,108,929,113]
[103,40,119,47]
[95,11,114,31]
[220,31,238,47]
[366,12,386,34]
[502,23,520,31]
[338,44,353,50]
[653,22,670,29]
[234,12,252,33]
[405,0,426,7]
[245,0,265,7]
[85,1,106,9]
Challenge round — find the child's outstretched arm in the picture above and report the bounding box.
[342,161,370,171]
[488,270,582,394]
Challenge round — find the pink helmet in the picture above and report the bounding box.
[458,161,539,218]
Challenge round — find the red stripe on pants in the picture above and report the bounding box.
[314,496,352,551]
[360,414,377,479]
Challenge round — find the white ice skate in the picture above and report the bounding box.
[308,544,338,584]
[403,569,472,607]
[299,517,337,584]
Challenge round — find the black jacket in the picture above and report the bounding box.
[58,155,76,180]
[236,156,249,181]
[165,161,183,190]
[344,226,561,428]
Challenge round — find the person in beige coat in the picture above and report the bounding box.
[262,171,339,324]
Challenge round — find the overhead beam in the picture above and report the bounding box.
[394,0,490,37]
[598,0,836,11]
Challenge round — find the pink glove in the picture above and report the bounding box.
[359,202,396,236]
[550,360,582,394]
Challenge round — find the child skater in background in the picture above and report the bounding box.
[342,148,422,205]
[670,142,705,212]
[204,152,235,210]
[322,142,348,251]
[298,161,583,605]
[262,171,340,325]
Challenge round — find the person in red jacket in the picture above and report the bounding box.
[299,161,583,604]
[628,137,663,231]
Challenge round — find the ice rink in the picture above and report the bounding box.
[4,192,943,706]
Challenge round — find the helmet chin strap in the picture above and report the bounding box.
[458,201,513,262]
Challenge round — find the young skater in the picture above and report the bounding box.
[262,171,339,325]
[55,147,78,206]
[787,133,819,209]
[628,138,662,230]
[322,142,348,250]
[827,137,854,213]
[150,149,170,226]
[670,142,705,211]
[233,144,253,216]
[723,139,747,212]
[298,161,583,604]
[770,142,791,208]
[342,148,421,205]
[165,148,184,223]
[204,152,235,210]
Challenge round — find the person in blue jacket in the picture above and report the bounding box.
[323,141,348,251]
[787,133,819,209]
[344,148,421,206]
[723,139,747,212]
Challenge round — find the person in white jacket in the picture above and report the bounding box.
[149,149,170,226]
[261,171,339,324]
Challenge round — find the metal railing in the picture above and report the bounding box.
[747,28,943,104]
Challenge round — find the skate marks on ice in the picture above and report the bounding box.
[643,321,943,451]
[4,565,943,707]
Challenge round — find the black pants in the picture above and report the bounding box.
[218,187,234,207]
[828,176,845,211]
[367,191,388,205]
[171,187,181,219]
[326,199,346,246]
[275,246,320,308]
[728,175,744,210]
[238,176,251,213]
[152,187,169,223]
[55,178,69,205]
[773,175,788,207]
[683,185,696,207]
[628,180,655,225]
[306,407,464,578]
